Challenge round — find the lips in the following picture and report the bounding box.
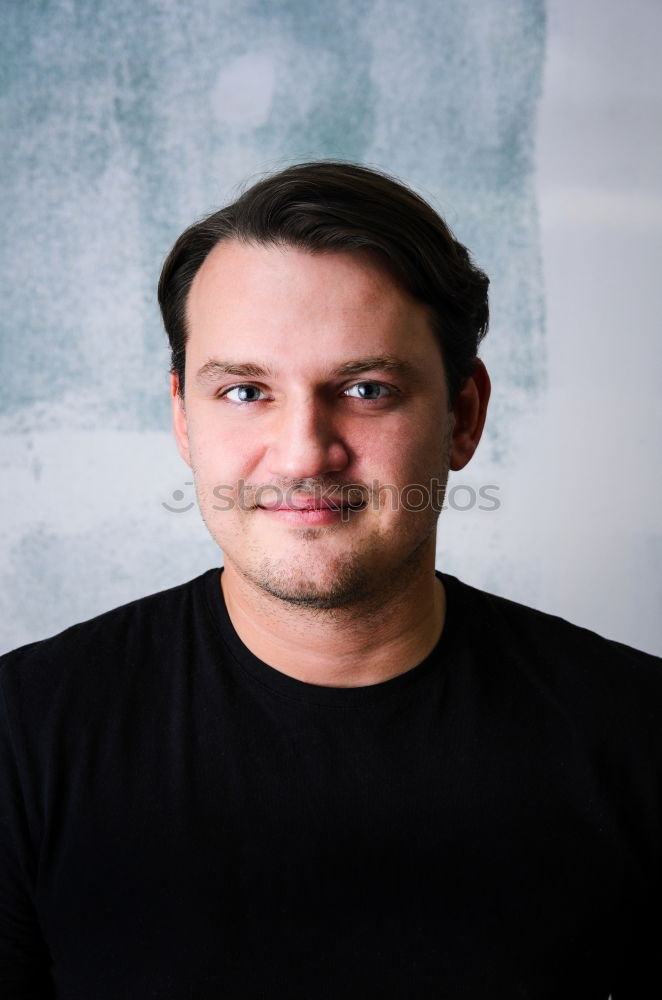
[257,490,367,512]
[259,498,361,512]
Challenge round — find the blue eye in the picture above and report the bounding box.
[223,385,265,403]
[344,381,391,400]
[221,381,391,404]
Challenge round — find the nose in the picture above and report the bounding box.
[264,398,350,480]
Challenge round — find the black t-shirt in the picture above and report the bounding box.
[0,569,660,999]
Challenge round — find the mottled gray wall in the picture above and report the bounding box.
[1,0,659,654]
[1,0,543,436]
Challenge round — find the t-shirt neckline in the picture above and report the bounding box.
[203,567,462,707]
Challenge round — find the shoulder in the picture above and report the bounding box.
[444,571,660,667]
[442,573,662,741]
[0,569,220,707]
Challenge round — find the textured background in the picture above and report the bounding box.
[1,0,660,654]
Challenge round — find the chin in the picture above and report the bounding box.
[241,549,382,610]
[218,513,437,610]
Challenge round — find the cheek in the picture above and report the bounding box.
[187,418,260,479]
[408,408,451,464]
[355,416,446,483]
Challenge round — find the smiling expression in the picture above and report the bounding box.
[172,240,461,608]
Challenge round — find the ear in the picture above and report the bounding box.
[171,372,192,468]
[449,359,491,471]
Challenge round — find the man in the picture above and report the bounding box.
[1,162,659,998]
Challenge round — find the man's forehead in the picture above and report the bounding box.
[186,240,446,383]
[188,238,416,317]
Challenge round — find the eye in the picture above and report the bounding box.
[222,384,267,403]
[343,381,392,400]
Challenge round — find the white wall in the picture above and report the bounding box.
[440,0,661,654]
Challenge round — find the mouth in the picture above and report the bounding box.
[258,500,364,512]
[257,490,367,513]
[256,494,367,524]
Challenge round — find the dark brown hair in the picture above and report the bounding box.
[158,161,489,405]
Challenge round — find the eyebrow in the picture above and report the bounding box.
[195,355,419,385]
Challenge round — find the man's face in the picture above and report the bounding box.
[173,240,457,608]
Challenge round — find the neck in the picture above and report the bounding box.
[219,544,445,688]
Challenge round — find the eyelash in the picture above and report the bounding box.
[219,381,394,404]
